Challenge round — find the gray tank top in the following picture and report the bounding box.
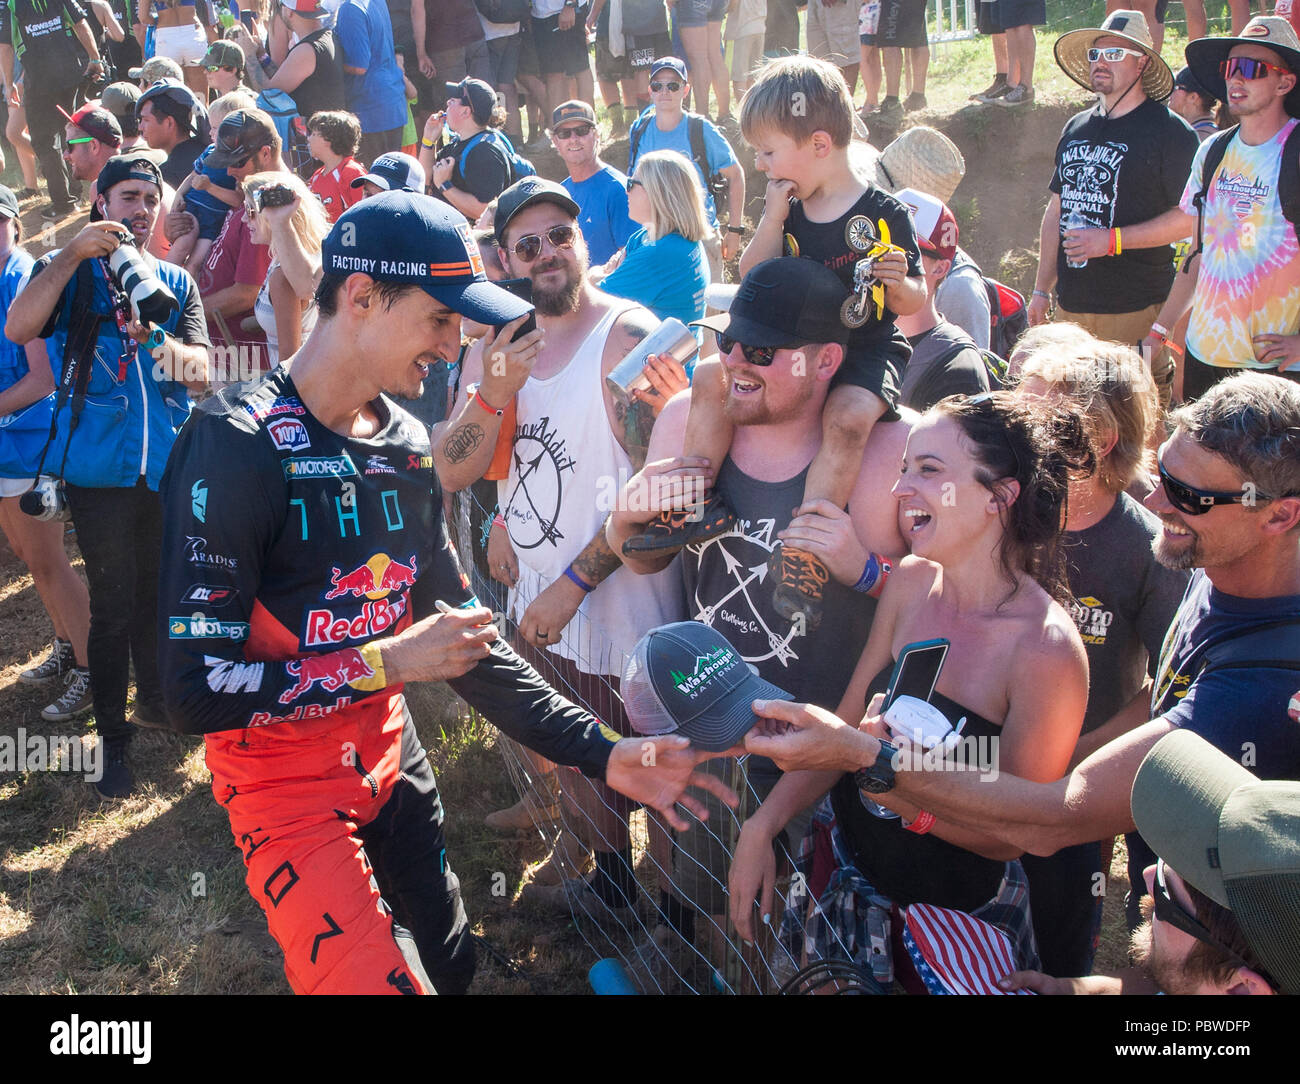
[680,456,877,708]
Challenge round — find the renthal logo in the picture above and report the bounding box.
[305,596,408,647]
[283,455,356,479]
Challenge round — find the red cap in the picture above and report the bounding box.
[895,187,958,263]
[58,102,123,148]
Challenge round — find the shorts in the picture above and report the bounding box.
[993,0,1046,29]
[185,197,231,241]
[1182,351,1300,403]
[533,9,593,76]
[401,53,437,113]
[153,22,209,66]
[517,22,541,79]
[627,31,673,69]
[730,32,764,82]
[0,476,34,498]
[1155,0,1168,24]
[975,0,1003,36]
[596,29,633,83]
[860,0,881,44]
[807,0,862,68]
[832,338,904,417]
[485,32,522,87]
[877,0,928,49]
[676,0,729,28]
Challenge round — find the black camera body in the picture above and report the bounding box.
[708,171,729,198]
[20,475,69,522]
[255,183,296,211]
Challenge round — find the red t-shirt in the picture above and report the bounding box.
[310,157,367,223]
[197,205,272,350]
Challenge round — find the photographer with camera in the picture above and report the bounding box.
[624,57,744,283]
[0,184,93,723]
[0,0,108,220]
[5,153,210,800]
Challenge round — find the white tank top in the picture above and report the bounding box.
[499,303,682,676]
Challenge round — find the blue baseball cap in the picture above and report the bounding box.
[322,192,533,326]
[351,151,426,193]
[622,622,793,752]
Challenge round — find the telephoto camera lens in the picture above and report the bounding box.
[107,227,179,327]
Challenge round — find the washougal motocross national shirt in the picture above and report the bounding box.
[157,365,619,774]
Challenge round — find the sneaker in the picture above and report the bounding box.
[40,200,78,221]
[970,75,1010,102]
[19,639,74,685]
[41,667,93,722]
[621,490,737,556]
[903,92,927,113]
[871,96,904,127]
[996,84,1035,107]
[93,739,133,801]
[768,544,830,631]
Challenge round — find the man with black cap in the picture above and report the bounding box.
[201,40,249,99]
[1169,64,1222,140]
[0,0,106,218]
[609,256,909,979]
[1120,16,1300,400]
[136,79,209,189]
[434,175,686,922]
[1001,728,1298,995]
[5,152,210,801]
[155,190,736,995]
[419,76,524,218]
[1028,9,1197,409]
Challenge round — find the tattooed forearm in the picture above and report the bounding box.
[571,520,623,586]
[442,421,485,464]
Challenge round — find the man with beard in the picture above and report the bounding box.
[1027,10,1197,406]
[739,372,1300,939]
[432,176,686,919]
[1001,729,1298,995]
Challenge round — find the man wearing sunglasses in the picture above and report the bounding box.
[201,41,248,99]
[745,372,1300,940]
[1029,11,1198,412]
[1002,729,1297,995]
[552,100,635,266]
[1104,16,1300,402]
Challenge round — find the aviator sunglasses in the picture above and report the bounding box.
[510,224,577,262]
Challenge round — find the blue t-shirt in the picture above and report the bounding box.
[627,108,738,226]
[185,144,238,215]
[1126,569,1300,892]
[562,164,636,266]
[335,0,408,133]
[0,248,53,479]
[601,227,708,329]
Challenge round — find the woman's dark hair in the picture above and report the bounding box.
[931,392,1096,604]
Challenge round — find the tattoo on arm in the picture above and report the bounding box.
[571,521,622,587]
[442,421,485,464]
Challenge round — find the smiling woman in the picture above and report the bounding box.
[730,390,1098,988]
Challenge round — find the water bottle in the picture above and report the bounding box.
[1061,208,1090,269]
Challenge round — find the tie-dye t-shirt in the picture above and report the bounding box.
[1180,119,1300,369]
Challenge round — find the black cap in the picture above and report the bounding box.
[692,257,853,348]
[623,622,792,752]
[0,185,19,221]
[206,109,278,169]
[1173,65,1216,100]
[493,176,581,245]
[445,78,497,126]
[90,154,164,221]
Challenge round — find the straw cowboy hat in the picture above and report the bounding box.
[1186,15,1300,119]
[876,126,966,204]
[1054,9,1174,103]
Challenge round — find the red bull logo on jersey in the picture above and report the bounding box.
[252,696,353,727]
[324,553,418,600]
[279,650,375,704]
[305,595,409,647]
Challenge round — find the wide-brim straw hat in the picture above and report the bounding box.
[876,126,965,203]
[1186,16,1300,119]
[1055,9,1174,103]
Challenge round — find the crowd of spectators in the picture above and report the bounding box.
[0,0,1295,1001]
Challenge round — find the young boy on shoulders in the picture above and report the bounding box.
[624,55,926,627]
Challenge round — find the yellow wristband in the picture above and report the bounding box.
[1114,227,1122,256]
[358,643,388,689]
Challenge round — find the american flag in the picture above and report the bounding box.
[902,903,1035,995]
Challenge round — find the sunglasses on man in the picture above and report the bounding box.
[1156,448,1291,516]
[1220,56,1292,80]
[1151,860,1273,985]
[553,123,594,140]
[205,64,239,73]
[1087,46,1145,63]
[650,81,683,93]
[510,224,577,263]
[714,330,808,367]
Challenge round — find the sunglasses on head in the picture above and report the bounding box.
[511,223,577,262]
[714,330,805,367]
[1157,451,1276,516]
[650,80,682,93]
[554,123,594,140]
[1087,46,1144,63]
[1221,55,1292,80]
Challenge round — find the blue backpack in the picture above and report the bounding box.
[257,89,312,177]
[456,129,536,186]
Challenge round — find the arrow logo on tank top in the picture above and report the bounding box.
[503,416,576,550]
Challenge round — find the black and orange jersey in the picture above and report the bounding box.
[157,366,617,777]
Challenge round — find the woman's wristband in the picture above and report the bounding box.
[1150,321,1169,339]
[853,552,893,597]
[1032,289,1051,301]
[563,565,594,593]
[903,810,936,835]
